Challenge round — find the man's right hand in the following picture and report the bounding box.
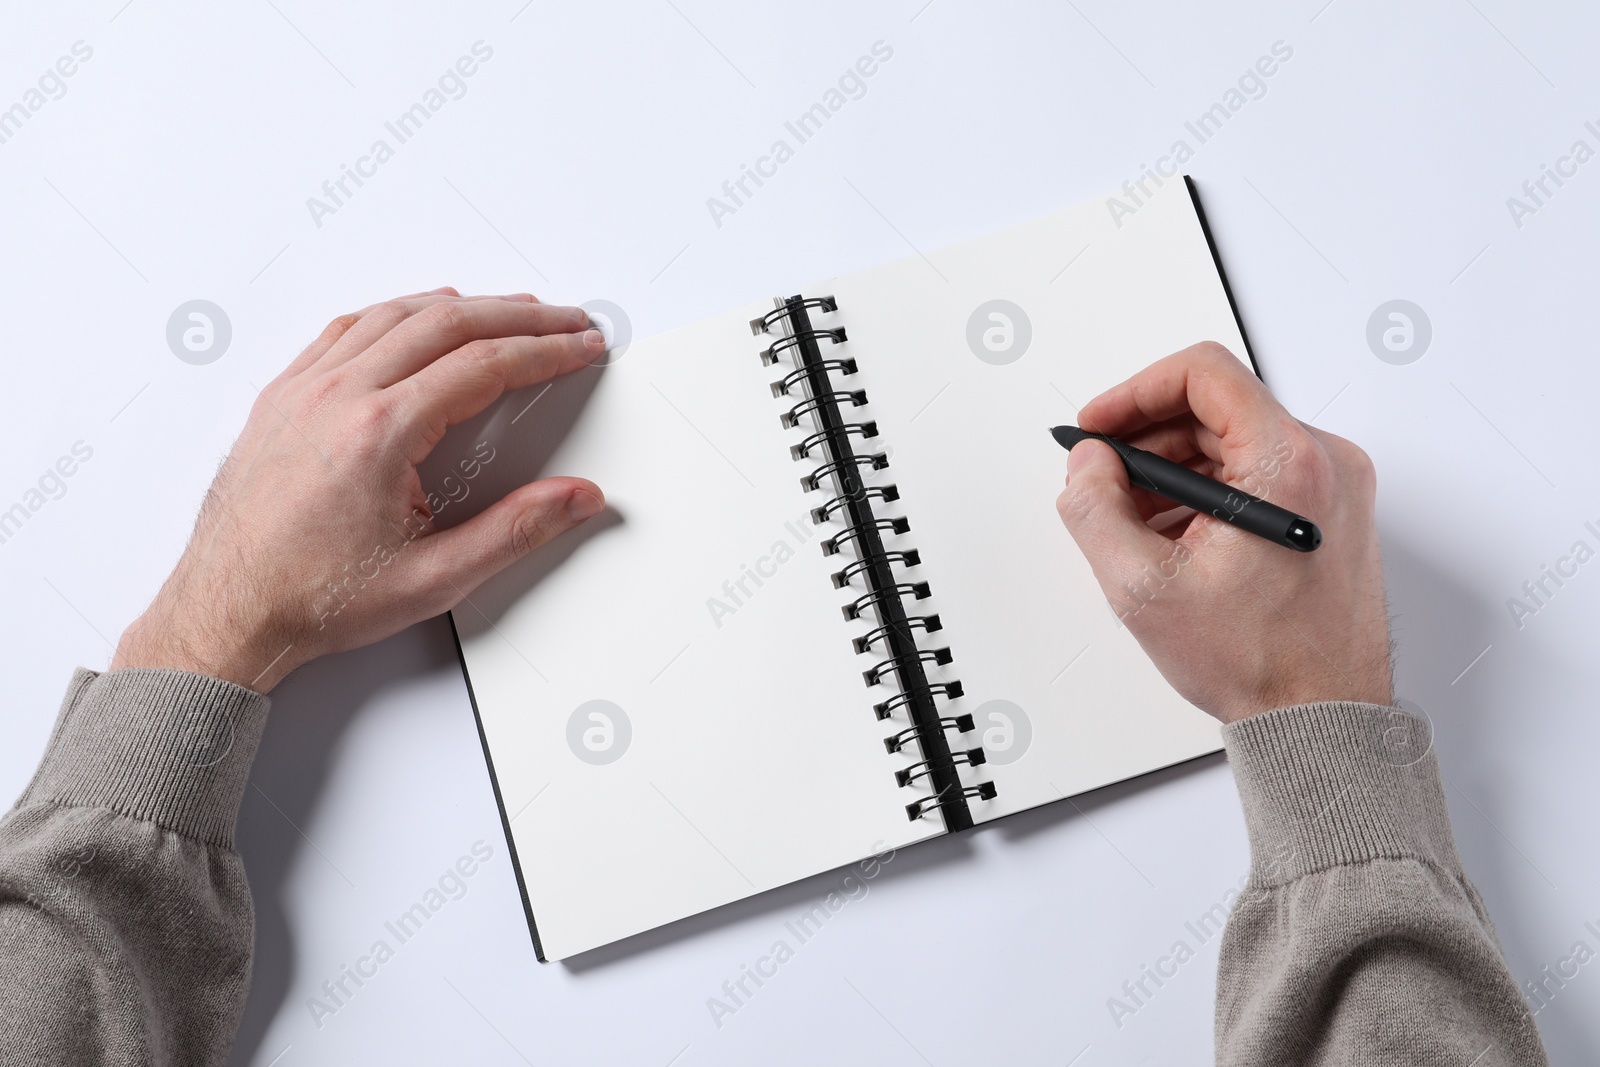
[1055,342,1393,724]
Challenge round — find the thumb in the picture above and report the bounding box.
[1056,440,1167,594]
[419,477,605,601]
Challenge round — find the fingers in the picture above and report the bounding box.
[354,287,464,317]
[1078,342,1292,455]
[1116,414,1227,470]
[393,328,607,457]
[279,288,461,379]
[356,299,591,387]
[1056,440,1170,601]
[314,292,541,375]
[415,477,605,605]
[1061,414,1221,524]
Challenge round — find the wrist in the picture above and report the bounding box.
[113,601,297,694]
[1218,675,1395,725]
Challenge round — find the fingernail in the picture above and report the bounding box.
[567,305,590,325]
[567,488,604,522]
[583,329,606,351]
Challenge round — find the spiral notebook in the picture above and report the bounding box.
[451,176,1257,961]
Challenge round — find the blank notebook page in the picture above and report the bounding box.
[453,302,942,962]
[825,179,1248,822]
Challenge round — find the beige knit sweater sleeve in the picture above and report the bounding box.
[0,668,269,1066]
[1217,701,1548,1066]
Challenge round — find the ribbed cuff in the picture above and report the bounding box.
[1222,701,1462,887]
[18,668,271,848]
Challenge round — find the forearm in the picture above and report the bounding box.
[1216,702,1547,1066]
[0,668,268,1067]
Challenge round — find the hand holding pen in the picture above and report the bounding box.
[1052,343,1393,724]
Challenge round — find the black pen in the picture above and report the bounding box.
[1050,426,1322,552]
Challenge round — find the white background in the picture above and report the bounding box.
[2,1,1597,1063]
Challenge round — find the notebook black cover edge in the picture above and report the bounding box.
[448,609,547,962]
[1183,174,1264,382]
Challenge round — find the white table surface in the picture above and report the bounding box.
[3,1,1598,1062]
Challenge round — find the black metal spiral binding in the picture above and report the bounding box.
[804,453,888,492]
[791,422,878,461]
[884,715,974,754]
[782,391,867,428]
[758,293,994,831]
[822,517,908,556]
[865,647,953,686]
[907,782,997,822]
[761,328,848,367]
[811,486,899,526]
[833,550,920,589]
[843,583,931,621]
[895,748,986,788]
[853,614,941,654]
[774,360,857,397]
[751,296,836,334]
[874,680,963,720]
